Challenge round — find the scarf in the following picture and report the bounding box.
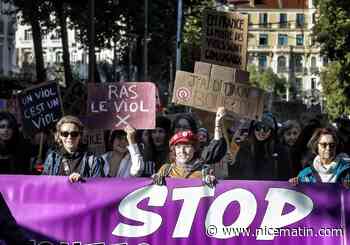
[313,155,340,183]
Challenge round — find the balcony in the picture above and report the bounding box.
[310,67,319,74]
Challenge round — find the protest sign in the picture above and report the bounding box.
[201,9,248,69]
[17,82,63,135]
[82,129,106,154]
[87,82,156,129]
[194,61,249,83]
[0,176,348,245]
[172,71,265,120]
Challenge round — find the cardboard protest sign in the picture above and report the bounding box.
[194,61,249,83]
[87,82,156,130]
[172,71,265,120]
[17,82,63,135]
[201,9,248,69]
[82,129,106,154]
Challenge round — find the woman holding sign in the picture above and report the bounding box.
[101,125,144,177]
[43,115,104,182]
[152,107,227,187]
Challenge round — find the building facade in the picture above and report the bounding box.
[226,0,325,103]
[0,2,16,76]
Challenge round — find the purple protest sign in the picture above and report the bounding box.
[87,82,156,130]
[0,176,347,245]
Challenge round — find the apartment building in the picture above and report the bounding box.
[225,0,325,102]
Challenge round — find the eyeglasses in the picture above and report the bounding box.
[60,131,80,138]
[0,124,11,129]
[255,124,270,133]
[318,142,336,149]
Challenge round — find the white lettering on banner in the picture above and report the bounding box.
[112,185,168,237]
[113,186,314,240]
[172,186,215,237]
[205,188,257,239]
[257,188,314,240]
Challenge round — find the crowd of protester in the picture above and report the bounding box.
[0,107,350,187]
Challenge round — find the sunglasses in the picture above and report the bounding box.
[60,131,80,138]
[255,124,270,133]
[318,142,336,149]
[0,124,11,129]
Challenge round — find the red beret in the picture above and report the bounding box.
[169,130,197,146]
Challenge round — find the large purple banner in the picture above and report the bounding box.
[0,175,348,245]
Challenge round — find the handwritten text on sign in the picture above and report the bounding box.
[201,10,248,69]
[17,82,63,134]
[172,71,265,120]
[87,82,156,129]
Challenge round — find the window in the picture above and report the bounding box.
[55,51,62,63]
[279,14,288,28]
[295,54,303,72]
[277,56,287,73]
[0,20,4,35]
[258,55,267,70]
[259,33,268,46]
[296,34,304,46]
[278,34,288,46]
[323,56,328,66]
[259,13,268,27]
[295,77,302,91]
[311,78,316,89]
[296,14,305,27]
[24,30,32,40]
[311,57,318,73]
[312,13,316,24]
[51,31,60,40]
[311,57,317,67]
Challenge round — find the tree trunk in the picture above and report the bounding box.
[55,1,73,85]
[29,7,46,83]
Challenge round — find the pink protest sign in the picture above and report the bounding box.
[87,82,156,129]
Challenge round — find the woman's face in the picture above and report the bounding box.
[318,134,337,164]
[283,127,301,147]
[254,123,271,141]
[0,119,13,141]
[59,123,81,153]
[151,128,166,147]
[113,136,128,154]
[197,131,208,144]
[175,118,191,133]
[175,144,195,165]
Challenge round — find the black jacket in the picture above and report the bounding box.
[228,141,293,180]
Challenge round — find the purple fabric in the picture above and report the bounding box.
[0,175,348,245]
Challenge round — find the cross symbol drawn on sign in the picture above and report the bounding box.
[115,115,131,128]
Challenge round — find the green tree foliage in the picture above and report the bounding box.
[247,64,287,100]
[314,0,350,119]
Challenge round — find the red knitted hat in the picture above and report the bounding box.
[169,130,197,146]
